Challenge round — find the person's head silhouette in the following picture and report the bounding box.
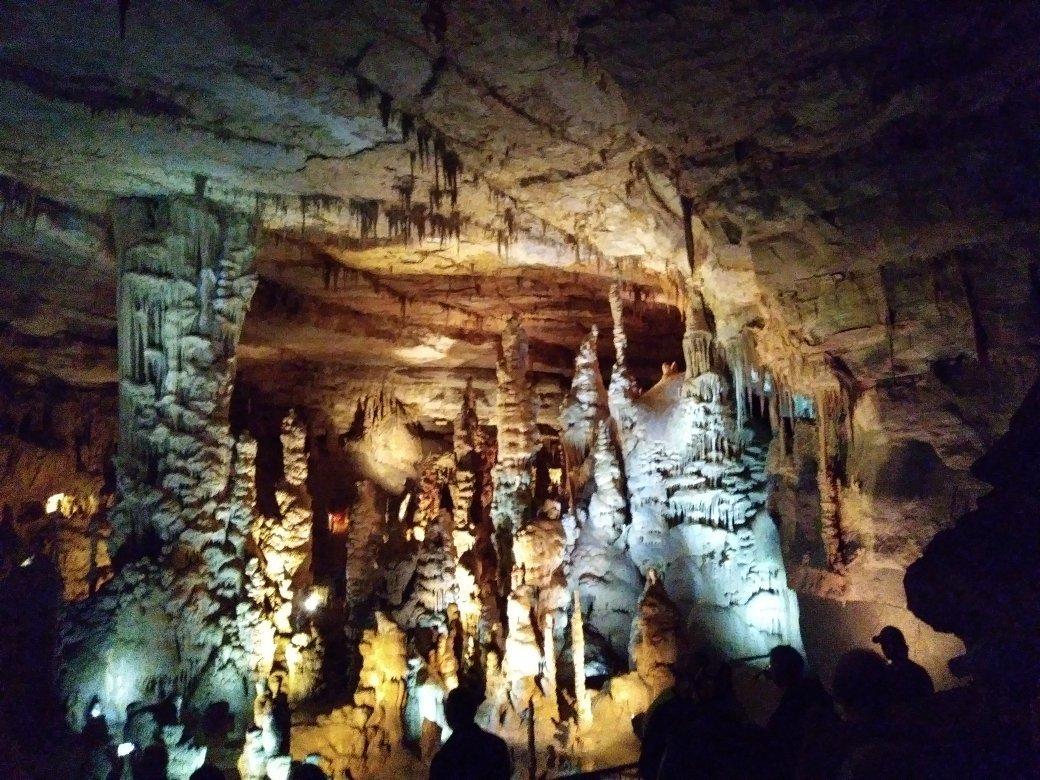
[444,686,484,731]
[872,626,909,662]
[767,645,805,689]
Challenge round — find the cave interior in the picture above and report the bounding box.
[1,1,1039,778]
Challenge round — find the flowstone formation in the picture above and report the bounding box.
[614,289,802,659]
[59,197,259,732]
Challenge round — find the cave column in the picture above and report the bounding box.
[105,195,258,707]
[815,384,847,572]
[111,195,258,548]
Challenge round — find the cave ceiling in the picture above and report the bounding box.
[1,0,1038,448]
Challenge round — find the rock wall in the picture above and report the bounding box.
[60,196,259,729]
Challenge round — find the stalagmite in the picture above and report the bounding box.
[294,613,418,778]
[395,510,459,631]
[628,570,682,701]
[247,411,319,704]
[571,591,591,727]
[570,418,643,659]
[490,316,541,588]
[560,326,609,502]
[815,385,848,572]
[343,479,385,649]
[450,381,481,555]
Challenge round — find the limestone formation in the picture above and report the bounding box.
[2,3,1037,777]
[294,613,418,779]
[59,196,258,729]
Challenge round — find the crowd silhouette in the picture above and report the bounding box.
[636,626,1037,779]
[56,624,1036,779]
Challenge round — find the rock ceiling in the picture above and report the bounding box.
[1,0,1039,452]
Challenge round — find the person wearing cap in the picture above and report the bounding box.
[872,626,934,706]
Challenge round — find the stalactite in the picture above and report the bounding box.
[348,198,380,241]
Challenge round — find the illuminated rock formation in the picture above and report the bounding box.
[560,326,608,501]
[4,4,1037,776]
[569,420,643,659]
[490,316,541,583]
[59,196,258,726]
[295,613,418,779]
[246,411,319,703]
[628,570,682,701]
[608,283,640,442]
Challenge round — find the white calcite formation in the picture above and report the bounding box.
[613,289,802,660]
[560,326,608,499]
[569,419,643,659]
[607,283,640,440]
[59,197,259,736]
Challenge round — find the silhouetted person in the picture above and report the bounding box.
[764,645,833,777]
[134,741,169,780]
[188,765,225,780]
[872,626,933,705]
[430,686,510,780]
[83,696,110,749]
[801,649,916,779]
[641,652,771,779]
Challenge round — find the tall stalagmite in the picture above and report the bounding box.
[490,315,541,586]
[246,411,319,704]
